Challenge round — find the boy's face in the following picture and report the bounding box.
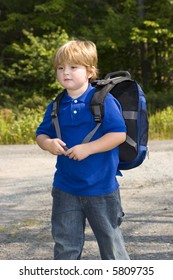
[56,64,93,96]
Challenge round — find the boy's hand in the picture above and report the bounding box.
[44,138,67,156]
[65,132,126,161]
[66,144,90,161]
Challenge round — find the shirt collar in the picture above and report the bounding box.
[62,84,96,103]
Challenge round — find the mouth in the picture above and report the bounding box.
[64,78,71,81]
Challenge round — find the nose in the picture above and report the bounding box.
[63,66,70,75]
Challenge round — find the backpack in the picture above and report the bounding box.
[51,71,149,170]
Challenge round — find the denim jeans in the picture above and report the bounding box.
[51,187,130,260]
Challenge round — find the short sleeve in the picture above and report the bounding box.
[102,93,126,133]
[36,101,57,138]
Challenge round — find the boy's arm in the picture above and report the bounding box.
[66,132,126,161]
[36,134,67,155]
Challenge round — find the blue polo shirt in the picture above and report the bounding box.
[36,84,126,196]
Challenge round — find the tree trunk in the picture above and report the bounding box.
[137,0,150,88]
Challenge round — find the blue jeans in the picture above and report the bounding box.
[51,187,130,260]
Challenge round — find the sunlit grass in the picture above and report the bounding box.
[149,106,173,140]
[0,106,173,144]
[0,107,43,144]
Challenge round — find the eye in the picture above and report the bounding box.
[57,66,63,70]
[71,65,78,69]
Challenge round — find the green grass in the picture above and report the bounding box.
[0,106,173,144]
[149,106,173,140]
[0,107,43,144]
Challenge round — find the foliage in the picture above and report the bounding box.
[146,87,173,113]
[130,19,173,88]
[0,106,173,145]
[0,108,43,144]
[0,28,69,107]
[0,0,173,112]
[149,106,173,140]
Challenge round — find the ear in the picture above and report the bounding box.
[87,66,96,79]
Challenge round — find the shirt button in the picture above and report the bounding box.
[74,99,78,103]
[73,110,77,114]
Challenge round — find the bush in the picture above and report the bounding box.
[0,28,68,106]
[149,106,173,140]
[0,107,44,144]
[0,106,173,144]
[146,88,173,114]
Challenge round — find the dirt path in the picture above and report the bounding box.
[0,140,173,260]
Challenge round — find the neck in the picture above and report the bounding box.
[67,83,89,99]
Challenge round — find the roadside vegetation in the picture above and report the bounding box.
[148,106,173,140]
[0,105,172,144]
[1,1,173,144]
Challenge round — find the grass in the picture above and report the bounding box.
[149,106,173,140]
[0,106,173,144]
[0,219,44,242]
[0,107,43,144]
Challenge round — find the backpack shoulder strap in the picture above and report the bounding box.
[81,83,116,144]
[90,76,131,122]
[51,90,66,118]
[82,76,131,144]
[90,83,114,122]
[51,90,66,141]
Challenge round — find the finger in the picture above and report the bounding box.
[57,146,66,154]
[69,153,74,159]
[66,148,72,156]
[63,145,68,151]
[56,139,67,151]
[73,155,77,160]
[57,139,66,146]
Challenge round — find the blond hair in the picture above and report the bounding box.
[53,40,98,81]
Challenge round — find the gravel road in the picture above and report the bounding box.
[0,140,173,260]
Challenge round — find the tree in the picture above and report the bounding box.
[0,28,69,108]
[1,0,173,111]
[131,0,173,89]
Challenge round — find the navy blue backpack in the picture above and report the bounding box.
[51,71,149,170]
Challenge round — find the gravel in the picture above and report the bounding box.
[0,140,173,260]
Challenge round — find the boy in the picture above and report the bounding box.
[36,40,129,260]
